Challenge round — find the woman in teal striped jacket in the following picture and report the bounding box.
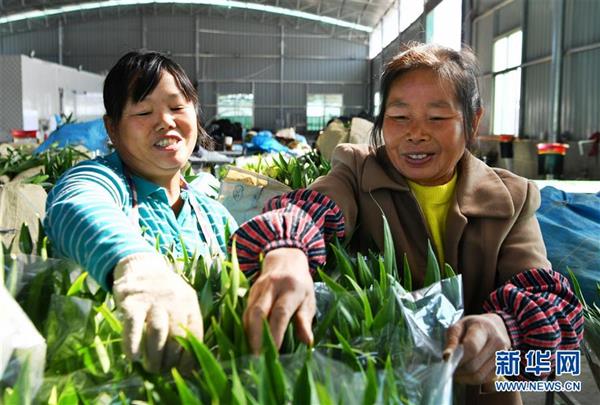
[44,51,236,373]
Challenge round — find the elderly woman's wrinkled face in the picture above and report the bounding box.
[383,68,469,186]
[107,72,197,183]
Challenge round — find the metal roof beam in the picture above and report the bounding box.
[0,1,372,32]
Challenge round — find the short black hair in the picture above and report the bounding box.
[103,50,212,148]
[372,42,482,149]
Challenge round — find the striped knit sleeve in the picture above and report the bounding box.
[231,189,344,278]
[483,268,584,380]
[44,160,155,291]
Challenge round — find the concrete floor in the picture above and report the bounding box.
[521,350,599,405]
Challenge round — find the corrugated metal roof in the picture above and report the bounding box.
[0,0,394,41]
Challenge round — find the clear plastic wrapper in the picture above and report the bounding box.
[3,253,465,404]
[0,285,47,403]
[310,275,464,405]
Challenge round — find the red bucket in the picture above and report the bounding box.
[536,143,569,155]
[499,134,515,143]
[536,143,569,177]
[499,135,516,158]
[11,129,37,139]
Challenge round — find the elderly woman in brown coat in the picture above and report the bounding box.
[232,43,583,404]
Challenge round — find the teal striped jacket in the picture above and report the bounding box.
[44,152,236,290]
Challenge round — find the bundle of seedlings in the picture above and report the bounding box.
[2,218,463,405]
[240,151,331,189]
[0,145,90,191]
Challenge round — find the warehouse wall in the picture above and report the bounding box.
[473,0,600,141]
[366,0,599,179]
[0,56,22,137]
[0,55,104,141]
[472,0,600,179]
[22,57,104,124]
[0,13,369,133]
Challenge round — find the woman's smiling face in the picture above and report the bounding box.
[106,72,197,183]
[383,67,475,186]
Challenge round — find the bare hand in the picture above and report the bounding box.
[443,313,511,385]
[243,248,315,354]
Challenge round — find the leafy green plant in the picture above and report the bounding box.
[242,151,331,188]
[568,270,600,358]
[0,145,89,191]
[3,212,461,404]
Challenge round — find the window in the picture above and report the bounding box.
[369,23,382,59]
[373,91,381,117]
[399,0,424,31]
[381,4,399,49]
[370,0,424,59]
[493,31,522,135]
[217,93,254,128]
[425,0,462,50]
[306,94,343,131]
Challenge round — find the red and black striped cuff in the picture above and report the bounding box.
[230,189,345,278]
[230,205,325,277]
[483,268,584,380]
[263,189,345,242]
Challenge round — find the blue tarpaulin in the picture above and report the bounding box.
[36,119,110,155]
[246,131,291,155]
[536,186,600,305]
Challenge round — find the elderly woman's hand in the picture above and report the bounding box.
[243,248,315,354]
[444,313,511,385]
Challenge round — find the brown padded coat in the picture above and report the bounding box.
[310,143,551,405]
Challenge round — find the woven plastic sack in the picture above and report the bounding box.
[316,119,349,161]
[348,117,373,145]
[0,182,47,253]
[218,166,291,224]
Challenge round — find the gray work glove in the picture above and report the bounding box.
[112,253,203,373]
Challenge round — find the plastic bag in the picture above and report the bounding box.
[2,251,465,404]
[0,284,47,403]
[2,254,127,403]
[218,166,291,224]
[188,171,220,199]
[309,275,464,405]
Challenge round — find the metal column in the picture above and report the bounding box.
[195,16,200,82]
[462,0,473,47]
[279,25,285,128]
[58,20,63,65]
[518,0,528,136]
[141,14,147,49]
[549,0,564,142]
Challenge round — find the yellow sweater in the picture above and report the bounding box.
[407,172,457,265]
